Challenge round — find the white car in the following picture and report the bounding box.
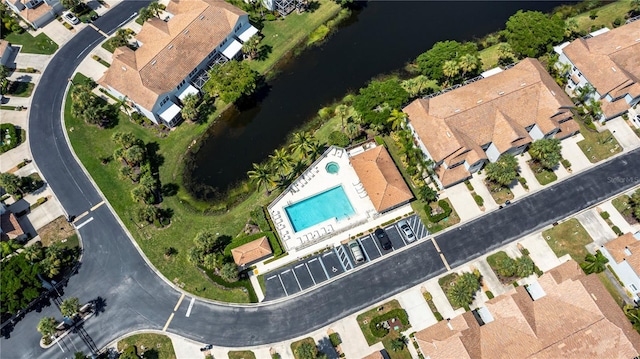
[63,11,80,25]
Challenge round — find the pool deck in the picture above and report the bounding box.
[269,146,378,252]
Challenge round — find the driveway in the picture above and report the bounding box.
[575,209,616,246]
[443,183,481,221]
[560,134,591,174]
[517,152,543,191]
[519,233,564,272]
[606,117,640,151]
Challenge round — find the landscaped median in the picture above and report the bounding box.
[356,299,412,359]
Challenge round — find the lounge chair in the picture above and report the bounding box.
[327,225,334,233]
[320,227,327,236]
[359,191,368,198]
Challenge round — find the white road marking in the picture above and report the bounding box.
[185,297,195,317]
[75,217,94,229]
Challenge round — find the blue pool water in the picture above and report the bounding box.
[285,186,355,232]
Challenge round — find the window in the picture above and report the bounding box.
[160,97,169,106]
[189,68,198,77]
[631,284,638,291]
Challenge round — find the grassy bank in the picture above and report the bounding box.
[117,333,176,359]
[248,0,342,74]
[3,32,58,54]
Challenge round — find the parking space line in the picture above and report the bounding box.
[439,253,451,271]
[162,313,174,332]
[308,258,318,263]
[318,257,330,280]
[278,275,288,296]
[371,234,383,256]
[266,275,277,280]
[75,217,94,229]
[291,268,302,291]
[281,269,291,274]
[174,293,185,311]
[90,201,105,212]
[295,264,304,269]
[185,297,195,317]
[431,237,442,252]
[334,247,349,272]
[305,263,316,285]
[357,238,371,262]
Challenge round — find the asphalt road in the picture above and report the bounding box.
[2,1,640,357]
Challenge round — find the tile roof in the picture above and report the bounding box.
[604,232,640,275]
[20,1,52,23]
[415,260,640,359]
[0,40,10,56]
[98,0,246,110]
[349,145,413,212]
[0,211,24,240]
[361,351,385,359]
[231,236,272,266]
[562,20,640,97]
[404,58,575,187]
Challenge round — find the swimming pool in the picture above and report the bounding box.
[285,186,355,232]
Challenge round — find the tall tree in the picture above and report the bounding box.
[580,251,608,274]
[458,53,480,79]
[442,60,460,87]
[241,35,260,60]
[269,148,290,177]
[345,122,360,141]
[247,162,274,195]
[416,40,478,83]
[352,78,409,128]
[515,256,535,277]
[387,109,407,131]
[503,11,565,58]
[390,335,407,352]
[289,131,314,160]
[60,0,80,10]
[37,317,57,338]
[485,154,519,187]
[0,64,10,98]
[180,93,201,123]
[23,242,44,263]
[203,60,259,104]
[220,262,239,282]
[1,253,42,314]
[60,297,80,318]
[528,138,562,170]
[334,104,349,130]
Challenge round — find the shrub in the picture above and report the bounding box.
[0,123,20,153]
[473,194,484,207]
[600,211,610,220]
[328,131,349,147]
[423,291,433,301]
[561,158,572,169]
[589,10,598,19]
[613,17,623,27]
[250,206,270,232]
[485,290,494,299]
[612,226,623,236]
[520,247,530,256]
[329,332,342,347]
[464,180,474,191]
[433,311,443,321]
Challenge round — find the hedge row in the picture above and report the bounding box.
[369,309,409,338]
[425,200,452,223]
[200,266,258,303]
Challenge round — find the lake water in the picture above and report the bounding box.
[190,1,566,197]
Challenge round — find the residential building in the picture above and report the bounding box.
[415,260,640,358]
[601,231,640,302]
[0,203,26,242]
[554,19,640,121]
[231,236,272,267]
[261,0,300,16]
[3,0,61,29]
[403,58,577,188]
[0,40,16,67]
[98,0,258,127]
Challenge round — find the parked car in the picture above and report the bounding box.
[374,228,392,250]
[63,11,80,25]
[397,219,416,243]
[348,240,365,263]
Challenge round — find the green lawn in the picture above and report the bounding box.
[356,299,412,358]
[228,350,256,359]
[572,0,634,33]
[612,194,632,216]
[248,0,342,74]
[484,181,514,205]
[576,120,622,163]
[3,32,58,54]
[542,218,593,262]
[528,161,557,186]
[65,73,257,302]
[597,271,625,307]
[6,81,34,97]
[412,198,460,233]
[117,333,176,359]
[478,43,502,71]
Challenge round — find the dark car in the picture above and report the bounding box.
[375,228,392,250]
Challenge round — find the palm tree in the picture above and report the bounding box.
[387,109,407,131]
[342,93,356,105]
[40,255,62,278]
[564,18,579,39]
[60,297,80,318]
[23,242,44,263]
[345,122,360,141]
[458,54,479,79]
[115,96,132,120]
[289,131,314,160]
[390,336,407,352]
[147,1,162,17]
[220,262,239,282]
[485,154,519,187]
[269,148,291,177]
[624,305,640,331]
[241,35,260,60]
[580,251,609,274]
[247,162,274,195]
[0,64,10,99]
[37,317,57,338]
[118,166,133,181]
[515,256,535,277]
[125,145,145,167]
[180,93,200,122]
[136,204,159,223]
[528,138,562,170]
[442,60,460,87]
[131,185,152,204]
[334,104,349,130]
[139,173,157,190]
[576,83,595,105]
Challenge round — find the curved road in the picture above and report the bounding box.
[2,2,640,358]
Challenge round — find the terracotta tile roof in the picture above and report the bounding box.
[231,236,272,266]
[415,260,640,359]
[404,58,574,187]
[562,20,640,97]
[361,351,385,359]
[0,40,9,56]
[98,0,246,111]
[435,164,470,187]
[555,119,580,139]
[21,1,52,23]
[604,232,640,275]
[601,97,635,118]
[0,211,23,240]
[349,145,413,212]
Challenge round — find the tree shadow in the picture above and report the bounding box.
[317,337,339,359]
[141,348,159,359]
[145,142,164,169]
[306,0,320,12]
[90,296,107,316]
[255,44,273,61]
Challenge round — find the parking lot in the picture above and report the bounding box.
[264,215,428,300]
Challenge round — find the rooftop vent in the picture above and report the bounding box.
[199,15,205,20]
[612,67,617,72]
[520,82,527,87]
[168,45,173,50]
[625,246,632,256]
[184,30,189,34]
[151,60,157,65]
[477,99,483,104]
[446,131,452,138]
[551,90,556,96]
[121,66,127,71]
[454,109,461,113]
[498,91,505,95]
[616,45,622,49]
